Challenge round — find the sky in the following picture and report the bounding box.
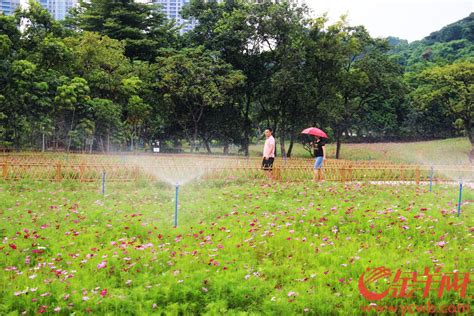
[17,0,472,42]
[304,0,473,42]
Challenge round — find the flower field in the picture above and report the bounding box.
[1,179,473,315]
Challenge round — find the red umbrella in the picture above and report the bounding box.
[301,127,328,138]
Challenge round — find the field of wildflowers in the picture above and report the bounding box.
[1,179,472,315]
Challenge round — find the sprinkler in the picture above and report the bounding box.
[457,179,463,217]
[429,166,434,192]
[174,183,180,227]
[102,171,106,195]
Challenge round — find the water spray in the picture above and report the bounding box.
[174,183,180,227]
[457,179,463,217]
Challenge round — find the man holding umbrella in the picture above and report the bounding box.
[302,128,327,182]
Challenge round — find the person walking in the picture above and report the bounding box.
[312,136,326,182]
[262,128,276,180]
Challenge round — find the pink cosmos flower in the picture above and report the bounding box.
[97,261,107,269]
[100,289,107,297]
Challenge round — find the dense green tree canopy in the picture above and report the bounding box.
[0,0,473,153]
[68,0,178,60]
[413,61,473,146]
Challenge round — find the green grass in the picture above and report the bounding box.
[249,137,473,163]
[329,138,473,164]
[1,179,472,315]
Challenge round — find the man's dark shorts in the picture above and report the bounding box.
[262,157,274,170]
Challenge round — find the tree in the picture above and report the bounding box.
[155,46,244,151]
[250,2,311,158]
[89,98,122,152]
[64,32,130,100]
[1,60,43,149]
[67,0,177,61]
[15,0,65,52]
[309,20,405,158]
[413,61,473,148]
[54,77,91,151]
[182,0,268,155]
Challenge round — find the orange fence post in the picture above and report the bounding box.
[341,167,346,183]
[2,162,7,180]
[134,166,140,181]
[79,163,85,182]
[56,162,62,182]
[415,168,420,185]
[273,167,281,181]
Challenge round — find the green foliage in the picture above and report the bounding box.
[155,46,245,149]
[67,0,177,60]
[0,34,12,58]
[391,14,474,71]
[54,76,90,110]
[412,61,474,146]
[0,0,472,153]
[424,13,474,44]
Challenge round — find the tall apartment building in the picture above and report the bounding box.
[0,0,77,20]
[0,0,20,16]
[39,0,77,20]
[151,0,196,34]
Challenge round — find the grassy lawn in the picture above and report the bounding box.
[249,137,473,164]
[1,179,472,315]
